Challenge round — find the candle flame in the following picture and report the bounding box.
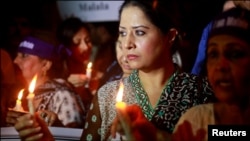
[18,89,24,100]
[87,62,92,69]
[29,74,37,93]
[116,82,124,102]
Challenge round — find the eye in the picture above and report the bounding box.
[226,50,246,60]
[135,30,145,36]
[119,30,126,37]
[21,53,29,58]
[207,49,218,60]
[85,37,92,45]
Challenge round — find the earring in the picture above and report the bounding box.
[42,69,47,77]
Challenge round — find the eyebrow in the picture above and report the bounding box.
[119,25,150,29]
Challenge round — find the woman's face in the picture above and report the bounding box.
[116,40,133,77]
[14,53,47,82]
[71,27,92,64]
[119,6,167,71]
[207,35,250,103]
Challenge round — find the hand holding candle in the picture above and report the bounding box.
[113,83,157,141]
[27,74,37,115]
[14,89,24,111]
[114,81,132,140]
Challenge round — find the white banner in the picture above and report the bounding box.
[57,1,124,22]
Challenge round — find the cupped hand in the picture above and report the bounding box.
[67,74,89,87]
[111,104,157,141]
[14,112,54,141]
[6,108,29,126]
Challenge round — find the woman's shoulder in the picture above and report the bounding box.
[176,103,214,126]
[174,103,215,133]
[184,103,214,115]
[97,77,133,100]
[98,77,130,91]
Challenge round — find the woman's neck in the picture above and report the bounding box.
[138,63,175,108]
[139,63,175,87]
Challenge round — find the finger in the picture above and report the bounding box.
[48,116,56,126]
[44,116,49,125]
[6,110,29,125]
[14,114,34,131]
[25,133,43,141]
[111,117,119,138]
[6,116,17,126]
[7,110,22,117]
[18,126,41,139]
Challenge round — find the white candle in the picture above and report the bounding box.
[86,62,92,79]
[115,81,127,140]
[27,75,37,114]
[14,89,24,111]
[115,81,126,110]
[85,62,92,88]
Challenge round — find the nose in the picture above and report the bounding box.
[216,56,230,72]
[81,40,89,50]
[123,33,135,50]
[14,56,20,64]
[79,40,92,54]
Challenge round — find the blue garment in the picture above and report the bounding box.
[191,22,212,75]
[105,60,123,83]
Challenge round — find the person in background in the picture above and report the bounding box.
[56,17,94,109]
[6,36,86,128]
[89,22,119,86]
[173,7,250,141]
[98,39,133,87]
[10,0,214,140]
[191,0,250,76]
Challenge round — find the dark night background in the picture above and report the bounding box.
[0,0,227,72]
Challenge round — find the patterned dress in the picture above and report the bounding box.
[81,70,214,140]
[32,78,86,128]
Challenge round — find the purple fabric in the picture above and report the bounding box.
[18,36,55,60]
[209,7,250,43]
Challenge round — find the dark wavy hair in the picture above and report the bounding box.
[118,0,182,55]
[56,17,90,48]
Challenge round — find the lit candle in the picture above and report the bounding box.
[86,62,92,79]
[115,81,129,140]
[14,89,24,111]
[85,62,92,88]
[115,81,126,110]
[26,74,37,114]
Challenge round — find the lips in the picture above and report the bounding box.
[214,79,233,88]
[127,54,138,61]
